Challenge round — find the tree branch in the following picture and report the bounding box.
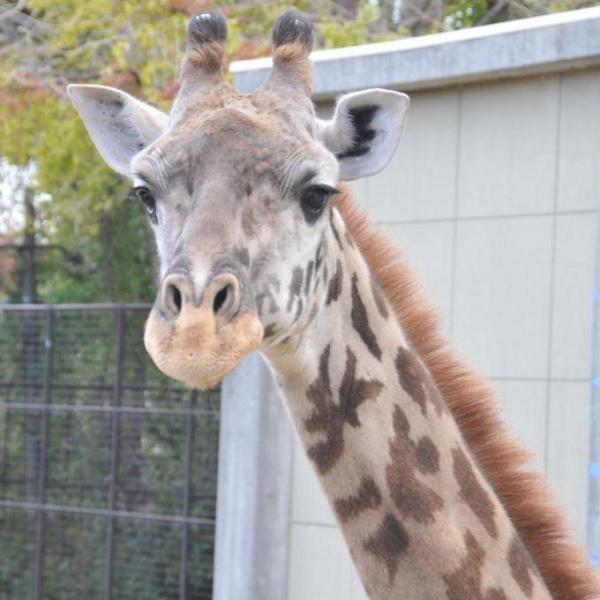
[0,0,27,23]
[478,0,509,25]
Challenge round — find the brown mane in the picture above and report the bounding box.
[334,185,600,600]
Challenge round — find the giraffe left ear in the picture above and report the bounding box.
[318,89,410,181]
[67,84,168,177]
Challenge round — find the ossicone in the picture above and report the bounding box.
[187,11,228,47]
[263,10,315,97]
[181,10,228,76]
[272,10,314,54]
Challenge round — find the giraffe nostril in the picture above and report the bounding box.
[168,283,183,315]
[212,284,231,314]
[159,272,193,320]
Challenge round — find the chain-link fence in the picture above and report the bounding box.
[0,304,220,600]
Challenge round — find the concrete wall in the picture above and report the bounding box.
[228,10,600,600]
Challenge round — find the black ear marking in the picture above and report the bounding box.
[188,11,228,45]
[272,10,314,50]
[337,105,380,160]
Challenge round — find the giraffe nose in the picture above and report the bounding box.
[159,270,242,321]
[146,268,262,390]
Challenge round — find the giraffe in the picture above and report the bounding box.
[67,10,600,600]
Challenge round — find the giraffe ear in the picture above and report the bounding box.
[67,84,168,177]
[318,89,410,181]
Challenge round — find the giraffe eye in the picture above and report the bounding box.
[129,186,158,224]
[301,185,338,214]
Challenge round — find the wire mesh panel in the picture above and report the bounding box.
[0,304,220,600]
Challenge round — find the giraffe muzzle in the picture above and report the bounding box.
[144,269,263,390]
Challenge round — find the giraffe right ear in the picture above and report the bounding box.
[67,84,168,177]
[318,89,410,181]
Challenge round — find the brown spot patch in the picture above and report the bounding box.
[386,405,444,523]
[326,260,343,305]
[287,267,303,312]
[334,477,382,523]
[443,530,507,600]
[330,216,344,250]
[508,535,536,597]
[351,273,382,360]
[395,346,445,416]
[314,234,326,272]
[263,323,277,339]
[305,345,383,474]
[304,260,314,295]
[415,436,440,474]
[293,298,304,323]
[452,446,498,539]
[364,513,410,583]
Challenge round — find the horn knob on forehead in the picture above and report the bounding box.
[265,11,315,96]
[188,11,228,47]
[272,10,314,53]
[175,10,232,110]
[181,10,228,77]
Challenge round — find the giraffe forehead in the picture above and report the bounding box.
[171,99,309,147]
[135,108,320,191]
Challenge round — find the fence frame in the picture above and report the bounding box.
[0,303,221,600]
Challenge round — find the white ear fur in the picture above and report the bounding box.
[67,84,168,177]
[318,89,410,181]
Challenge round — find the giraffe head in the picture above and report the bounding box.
[68,11,410,389]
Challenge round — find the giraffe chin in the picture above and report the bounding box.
[143,307,264,390]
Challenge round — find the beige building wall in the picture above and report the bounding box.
[286,68,600,600]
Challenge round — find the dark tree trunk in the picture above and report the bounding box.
[336,0,359,14]
[22,189,40,506]
[100,212,117,302]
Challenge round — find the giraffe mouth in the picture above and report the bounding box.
[143,305,263,390]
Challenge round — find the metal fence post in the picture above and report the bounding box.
[212,352,294,600]
[32,308,54,600]
[179,389,197,600]
[104,306,124,600]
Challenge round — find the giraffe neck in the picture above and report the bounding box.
[262,208,551,600]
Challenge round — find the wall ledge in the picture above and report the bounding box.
[231,7,600,99]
